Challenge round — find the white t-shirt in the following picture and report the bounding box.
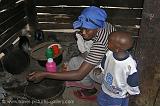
[100,50,140,98]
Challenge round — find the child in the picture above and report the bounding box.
[97,31,140,106]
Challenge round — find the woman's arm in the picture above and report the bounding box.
[28,61,95,82]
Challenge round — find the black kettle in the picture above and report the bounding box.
[18,36,30,53]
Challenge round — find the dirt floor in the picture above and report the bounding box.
[0,57,99,106]
[0,38,99,106]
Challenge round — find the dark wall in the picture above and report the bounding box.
[24,0,38,31]
[135,0,160,106]
[35,0,144,36]
[0,0,144,52]
[33,0,144,55]
[0,0,27,52]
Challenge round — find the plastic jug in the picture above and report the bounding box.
[45,48,53,59]
[46,58,56,73]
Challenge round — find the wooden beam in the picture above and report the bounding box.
[0,10,25,35]
[0,2,24,23]
[38,23,139,35]
[0,0,19,10]
[36,7,142,18]
[35,0,144,8]
[0,32,21,52]
[38,23,72,29]
[135,0,160,106]
[37,15,141,26]
[0,18,27,46]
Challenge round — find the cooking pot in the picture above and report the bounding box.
[2,49,30,74]
[18,36,30,53]
[25,79,65,99]
[30,42,63,67]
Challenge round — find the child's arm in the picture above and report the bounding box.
[126,65,140,95]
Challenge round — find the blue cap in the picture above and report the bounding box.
[73,6,107,29]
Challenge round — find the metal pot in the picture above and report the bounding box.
[2,49,30,74]
[25,79,65,99]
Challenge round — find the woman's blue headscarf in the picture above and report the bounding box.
[73,6,107,29]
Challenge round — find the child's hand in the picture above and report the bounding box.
[93,68,102,76]
[126,92,130,97]
[27,72,46,83]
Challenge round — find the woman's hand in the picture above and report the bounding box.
[27,71,46,83]
[61,63,69,72]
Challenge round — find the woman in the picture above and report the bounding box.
[28,6,116,100]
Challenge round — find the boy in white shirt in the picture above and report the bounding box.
[97,31,140,106]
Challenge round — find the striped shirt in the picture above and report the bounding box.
[85,22,116,65]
